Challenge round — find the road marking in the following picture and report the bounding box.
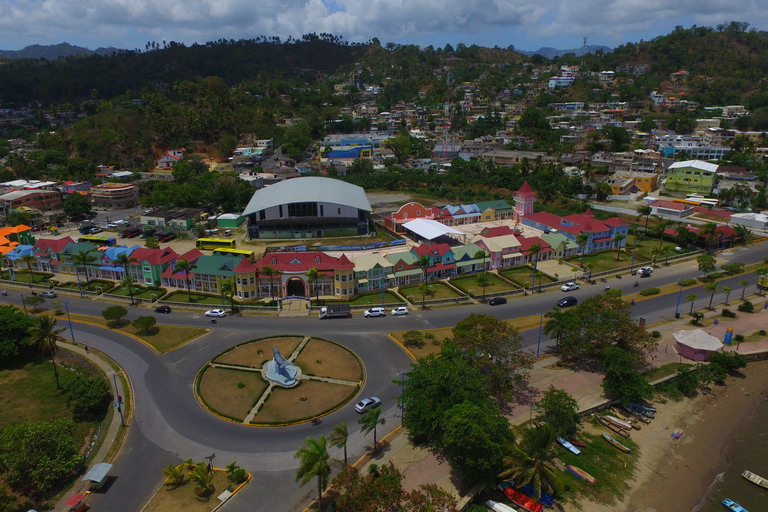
[198,344,210,352]
[174,356,187,365]
[225,333,236,339]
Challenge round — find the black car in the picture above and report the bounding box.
[155,305,172,314]
[488,297,507,306]
[557,296,578,308]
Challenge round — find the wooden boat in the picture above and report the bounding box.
[485,499,518,512]
[566,465,596,484]
[603,415,633,431]
[551,457,567,472]
[557,437,581,455]
[742,470,768,489]
[621,405,651,424]
[602,433,631,453]
[502,487,544,512]
[610,408,642,430]
[628,403,656,418]
[520,485,554,508]
[596,415,631,438]
[567,438,586,448]
[722,498,748,512]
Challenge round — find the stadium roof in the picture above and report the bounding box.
[402,219,463,240]
[242,177,371,216]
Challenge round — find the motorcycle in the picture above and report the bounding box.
[311,417,322,426]
[1,290,6,296]
[633,281,639,288]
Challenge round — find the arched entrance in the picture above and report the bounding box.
[286,278,306,297]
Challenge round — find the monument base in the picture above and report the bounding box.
[265,360,299,386]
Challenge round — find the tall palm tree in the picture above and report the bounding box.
[687,293,697,316]
[476,272,491,302]
[529,243,542,292]
[739,280,750,300]
[613,233,626,261]
[221,279,236,312]
[417,280,434,310]
[417,254,431,283]
[660,245,672,265]
[756,266,767,296]
[705,281,718,309]
[260,265,282,299]
[294,435,340,506]
[700,222,719,252]
[174,259,197,301]
[329,422,349,466]
[535,270,544,292]
[122,275,137,306]
[636,205,653,233]
[499,423,564,499]
[652,218,671,250]
[576,232,590,268]
[73,249,98,287]
[20,253,36,283]
[28,315,66,390]
[543,307,566,346]
[474,249,488,274]
[306,267,326,307]
[722,286,732,306]
[358,405,386,446]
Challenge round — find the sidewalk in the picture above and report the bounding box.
[54,342,128,511]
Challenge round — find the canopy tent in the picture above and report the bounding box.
[673,329,723,361]
[82,462,112,489]
[402,218,463,241]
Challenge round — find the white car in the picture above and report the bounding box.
[107,222,118,228]
[364,307,386,318]
[354,396,382,413]
[391,307,409,316]
[205,309,226,318]
[639,267,654,274]
[560,282,580,292]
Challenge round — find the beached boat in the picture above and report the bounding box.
[722,498,748,512]
[566,465,596,484]
[621,405,651,424]
[742,470,768,489]
[520,485,554,508]
[601,433,631,453]
[557,437,581,455]
[628,403,656,418]
[552,457,567,472]
[610,408,642,430]
[596,415,631,438]
[502,487,544,512]
[603,415,633,431]
[485,499,519,512]
[671,428,683,439]
[567,438,586,448]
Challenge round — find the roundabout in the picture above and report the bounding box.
[196,336,363,425]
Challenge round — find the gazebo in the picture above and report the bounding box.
[674,329,723,361]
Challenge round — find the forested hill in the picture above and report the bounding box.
[0,36,366,106]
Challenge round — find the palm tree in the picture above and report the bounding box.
[757,266,768,296]
[73,249,98,287]
[613,232,626,261]
[162,464,186,488]
[687,293,697,316]
[122,275,137,306]
[358,405,386,446]
[221,279,236,312]
[740,280,750,300]
[499,424,564,500]
[543,307,566,346]
[329,422,349,466]
[636,205,653,233]
[417,254,431,284]
[660,245,672,265]
[705,281,718,309]
[650,246,661,266]
[28,315,66,390]
[733,224,752,246]
[652,218,671,250]
[260,265,282,299]
[476,272,491,302]
[306,267,326,307]
[474,249,488,274]
[535,270,544,292]
[114,252,137,275]
[576,232,590,268]
[700,222,719,252]
[417,280,434,310]
[722,286,732,306]
[174,259,197,301]
[294,435,340,506]
[189,462,214,497]
[20,253,36,283]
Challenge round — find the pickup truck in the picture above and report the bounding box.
[318,305,352,319]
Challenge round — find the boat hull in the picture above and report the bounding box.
[557,436,581,455]
[742,470,768,489]
[602,433,630,453]
[566,465,596,484]
[722,498,748,512]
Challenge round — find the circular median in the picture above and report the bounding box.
[195,335,363,425]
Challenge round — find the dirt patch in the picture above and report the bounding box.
[215,337,304,367]
[294,340,361,381]
[253,381,357,423]
[142,468,237,512]
[198,367,268,421]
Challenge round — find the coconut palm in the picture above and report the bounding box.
[417,254,431,284]
[700,222,719,252]
[757,266,767,296]
[294,435,340,506]
[28,315,66,390]
[417,280,434,310]
[576,232,590,268]
[174,259,197,302]
[739,280,750,300]
[636,205,653,233]
[722,286,732,306]
[358,405,386,446]
[329,422,349,466]
[687,293,697,316]
[476,272,491,302]
[73,249,98,287]
[189,462,214,497]
[660,245,672,265]
[162,464,185,488]
[220,279,236,312]
[306,266,326,307]
[499,423,564,499]
[260,265,282,299]
[535,270,545,292]
[121,275,137,306]
[20,253,36,283]
[114,252,137,276]
[705,281,718,309]
[613,233,626,261]
[543,307,567,346]
[474,249,488,274]
[652,218,671,250]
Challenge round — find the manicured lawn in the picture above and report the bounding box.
[110,286,166,300]
[7,272,53,284]
[500,267,556,286]
[451,274,519,295]
[399,282,461,301]
[294,340,362,382]
[350,291,403,305]
[253,381,357,424]
[198,367,267,421]
[215,337,304,367]
[164,291,227,305]
[142,468,237,512]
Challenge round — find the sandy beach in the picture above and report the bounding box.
[580,360,768,512]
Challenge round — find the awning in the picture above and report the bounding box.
[394,268,423,277]
[502,254,519,260]
[99,266,124,272]
[357,278,369,284]
[83,462,112,483]
[402,218,463,240]
[386,273,396,279]
[64,493,86,506]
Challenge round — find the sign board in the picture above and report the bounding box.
[724,328,734,345]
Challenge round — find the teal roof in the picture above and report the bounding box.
[387,251,418,265]
[452,242,484,261]
[394,268,423,277]
[541,232,578,249]
[193,254,244,276]
[61,242,98,255]
[474,200,514,212]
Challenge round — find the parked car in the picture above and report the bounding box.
[488,297,507,306]
[354,396,382,413]
[89,227,103,234]
[363,307,386,318]
[39,291,57,298]
[155,305,172,314]
[205,309,226,318]
[391,307,409,316]
[107,222,118,228]
[638,266,654,277]
[557,296,578,308]
[560,282,580,292]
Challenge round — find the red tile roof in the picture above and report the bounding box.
[412,243,452,258]
[242,251,355,273]
[128,248,178,266]
[33,237,75,253]
[516,181,534,195]
[480,226,517,237]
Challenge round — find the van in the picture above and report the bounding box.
[363,307,386,318]
[224,229,232,236]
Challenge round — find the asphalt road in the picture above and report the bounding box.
[4,243,767,512]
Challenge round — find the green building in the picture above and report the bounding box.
[663,160,718,194]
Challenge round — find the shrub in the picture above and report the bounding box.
[683,278,698,286]
[676,369,700,396]
[229,468,247,484]
[640,287,661,296]
[734,334,745,342]
[738,301,754,313]
[402,330,425,349]
[760,330,766,336]
[237,382,245,389]
[63,375,112,422]
[709,351,747,374]
[721,308,736,318]
[690,312,705,325]
[651,331,661,338]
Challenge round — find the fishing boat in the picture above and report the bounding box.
[557,437,581,455]
[602,433,631,453]
[603,415,633,431]
[566,465,596,484]
[502,487,544,512]
[567,438,586,448]
[520,485,554,508]
[485,499,518,512]
[621,405,651,424]
[610,408,642,430]
[742,470,768,489]
[596,415,631,438]
[722,498,749,512]
[628,403,656,418]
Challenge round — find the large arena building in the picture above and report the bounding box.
[242,177,372,239]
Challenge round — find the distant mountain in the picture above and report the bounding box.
[0,42,124,60]
[517,45,613,58]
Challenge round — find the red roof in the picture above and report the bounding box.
[603,217,627,227]
[128,248,178,266]
[412,243,452,258]
[33,237,75,253]
[64,494,85,507]
[518,236,551,253]
[516,181,535,195]
[176,249,203,262]
[429,262,456,272]
[480,226,517,237]
[244,251,355,273]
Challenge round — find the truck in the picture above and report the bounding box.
[318,305,352,319]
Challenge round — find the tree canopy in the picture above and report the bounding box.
[0,305,34,359]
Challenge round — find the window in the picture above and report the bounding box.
[279,205,283,217]
[271,257,277,264]
[250,277,255,284]
[244,291,249,298]
[315,256,320,263]
[341,275,347,282]
[288,202,318,217]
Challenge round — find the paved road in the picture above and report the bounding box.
[4,243,767,512]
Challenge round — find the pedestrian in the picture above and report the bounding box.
[84,345,89,353]
[28,282,32,289]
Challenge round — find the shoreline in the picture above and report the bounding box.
[579,360,768,512]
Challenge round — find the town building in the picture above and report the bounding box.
[90,183,139,209]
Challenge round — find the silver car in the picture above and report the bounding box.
[354,396,381,413]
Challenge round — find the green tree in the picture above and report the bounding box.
[73,249,98,286]
[697,254,717,275]
[62,374,112,421]
[27,315,65,390]
[499,424,564,499]
[121,275,137,306]
[705,281,718,309]
[740,279,750,300]
[358,405,386,446]
[174,259,197,301]
[543,307,566,346]
[700,222,720,252]
[0,305,34,358]
[61,192,92,219]
[576,232,590,268]
[722,285,732,305]
[294,435,340,506]
[676,369,700,396]
[260,265,282,299]
[102,305,128,326]
[23,295,45,312]
[306,266,326,306]
[145,236,160,249]
[757,266,768,295]
[329,422,349,466]
[535,386,580,437]
[601,346,653,404]
[709,351,747,375]
[220,279,237,312]
[476,272,491,302]
[636,205,653,233]
[132,315,157,333]
[613,232,626,261]
[416,281,434,310]
[19,253,37,283]
[162,464,186,488]
[595,182,612,201]
[189,461,214,497]
[687,293,697,316]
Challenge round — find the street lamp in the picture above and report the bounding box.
[397,372,406,426]
[19,293,28,316]
[536,312,544,358]
[674,279,684,319]
[381,281,386,308]
[65,302,76,344]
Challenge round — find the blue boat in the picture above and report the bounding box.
[557,436,581,455]
[520,484,554,508]
[723,498,748,512]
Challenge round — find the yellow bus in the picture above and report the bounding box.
[212,248,256,262]
[195,238,236,250]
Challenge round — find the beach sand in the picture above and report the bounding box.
[580,360,768,512]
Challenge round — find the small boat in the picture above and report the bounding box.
[566,465,596,484]
[485,499,518,512]
[628,403,656,418]
[602,433,631,453]
[742,470,768,489]
[610,408,642,430]
[596,415,631,438]
[520,484,554,508]
[502,487,544,512]
[568,438,586,448]
[722,498,748,512]
[557,437,581,455]
[551,457,567,472]
[621,405,651,424]
[603,415,633,431]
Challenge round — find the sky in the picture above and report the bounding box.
[0,0,765,53]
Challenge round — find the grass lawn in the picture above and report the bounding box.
[500,267,555,286]
[451,274,519,295]
[164,291,227,305]
[643,362,693,382]
[110,286,166,300]
[215,337,304,367]
[294,340,362,382]
[142,468,237,512]
[349,291,403,305]
[198,367,267,421]
[8,272,53,284]
[253,381,357,424]
[399,282,460,302]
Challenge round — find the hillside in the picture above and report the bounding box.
[0,43,122,60]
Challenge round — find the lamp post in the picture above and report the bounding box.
[19,293,28,316]
[397,372,406,426]
[536,312,544,358]
[65,302,75,344]
[674,279,684,319]
[381,281,386,308]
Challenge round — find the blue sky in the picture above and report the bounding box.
[0,0,763,53]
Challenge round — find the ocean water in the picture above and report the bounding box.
[695,393,768,512]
